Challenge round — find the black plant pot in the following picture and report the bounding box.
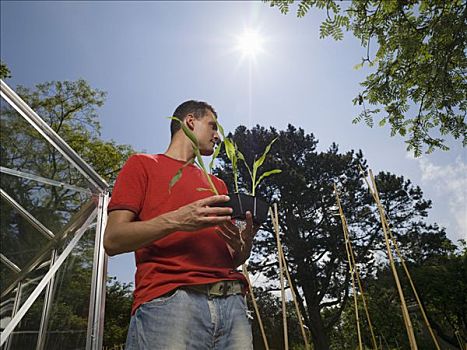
[218,193,269,226]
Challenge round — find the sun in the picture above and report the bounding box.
[235,29,264,60]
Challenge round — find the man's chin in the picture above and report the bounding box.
[200,149,214,156]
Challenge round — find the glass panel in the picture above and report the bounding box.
[0,259,49,316]
[0,101,95,191]
[0,195,49,275]
[3,288,46,349]
[43,225,96,350]
[0,106,94,235]
[1,88,103,349]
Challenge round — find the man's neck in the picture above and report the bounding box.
[164,137,195,162]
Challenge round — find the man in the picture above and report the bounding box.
[104,100,257,349]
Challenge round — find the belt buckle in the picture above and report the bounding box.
[222,281,228,297]
[209,281,229,297]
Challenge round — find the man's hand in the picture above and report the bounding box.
[104,195,232,256]
[165,195,233,232]
[216,211,259,267]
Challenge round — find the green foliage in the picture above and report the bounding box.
[103,277,133,347]
[209,140,223,172]
[168,158,194,193]
[216,120,282,195]
[328,248,466,349]
[167,116,219,194]
[217,120,242,193]
[3,80,134,183]
[0,61,12,79]
[267,0,294,15]
[266,0,467,156]
[247,287,310,349]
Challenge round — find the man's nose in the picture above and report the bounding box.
[213,133,220,145]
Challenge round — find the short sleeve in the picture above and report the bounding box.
[108,154,147,216]
[212,175,228,195]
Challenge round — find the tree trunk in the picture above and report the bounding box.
[307,304,330,350]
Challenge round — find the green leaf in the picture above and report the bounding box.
[195,152,218,195]
[169,168,183,193]
[255,169,282,189]
[224,138,236,161]
[353,62,364,70]
[253,137,277,172]
[216,120,226,139]
[196,187,215,193]
[237,148,253,179]
[168,158,193,192]
[209,142,223,172]
[168,117,199,147]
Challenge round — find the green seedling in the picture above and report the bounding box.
[216,120,281,196]
[249,137,282,196]
[168,117,219,195]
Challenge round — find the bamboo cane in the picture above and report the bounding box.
[334,184,378,350]
[359,165,440,350]
[368,170,418,350]
[454,330,465,350]
[276,230,311,349]
[334,185,363,350]
[269,204,310,349]
[279,252,310,350]
[242,264,270,350]
[271,204,289,350]
[385,220,441,350]
[347,239,378,350]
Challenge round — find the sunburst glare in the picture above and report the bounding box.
[235,28,265,61]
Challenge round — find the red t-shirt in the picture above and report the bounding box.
[108,153,247,314]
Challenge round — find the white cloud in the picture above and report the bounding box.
[417,156,467,241]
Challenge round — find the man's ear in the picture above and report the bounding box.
[185,114,196,131]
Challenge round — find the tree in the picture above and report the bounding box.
[0,78,135,349]
[328,244,466,349]
[103,278,133,348]
[266,0,467,156]
[0,61,11,79]
[247,287,308,349]
[403,243,466,348]
[215,124,454,349]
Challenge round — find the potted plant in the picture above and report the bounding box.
[215,123,281,226]
[168,117,281,226]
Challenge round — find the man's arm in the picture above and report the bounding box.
[104,195,232,256]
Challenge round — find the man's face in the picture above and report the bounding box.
[191,110,219,156]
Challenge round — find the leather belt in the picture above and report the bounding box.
[185,280,243,297]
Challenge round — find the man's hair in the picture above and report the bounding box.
[170,100,218,138]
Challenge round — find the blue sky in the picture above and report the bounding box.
[2,1,465,285]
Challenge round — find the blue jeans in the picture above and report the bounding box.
[125,288,253,349]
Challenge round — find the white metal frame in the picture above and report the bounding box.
[0,79,110,350]
[0,210,97,345]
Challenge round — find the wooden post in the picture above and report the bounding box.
[368,170,418,350]
[242,264,270,350]
[271,204,289,350]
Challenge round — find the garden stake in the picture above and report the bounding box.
[386,221,441,350]
[334,184,378,350]
[334,186,362,350]
[241,264,270,350]
[366,169,418,350]
[279,232,310,350]
[454,330,465,350]
[271,204,289,350]
[359,165,440,350]
[270,204,310,349]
